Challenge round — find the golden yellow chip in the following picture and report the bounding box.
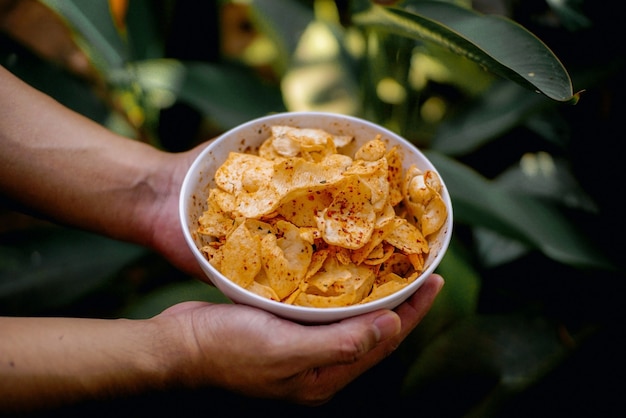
[386,146,405,207]
[354,136,387,161]
[276,189,334,227]
[219,221,262,289]
[198,189,235,238]
[260,220,313,299]
[295,256,376,307]
[315,175,376,250]
[360,273,406,304]
[247,280,281,302]
[215,152,274,195]
[403,165,447,237]
[384,217,429,255]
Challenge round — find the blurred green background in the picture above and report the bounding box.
[1,1,624,416]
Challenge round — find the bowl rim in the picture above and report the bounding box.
[179,111,453,322]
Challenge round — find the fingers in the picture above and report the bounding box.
[396,273,445,333]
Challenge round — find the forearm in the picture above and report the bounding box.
[0,316,178,412]
[0,66,172,246]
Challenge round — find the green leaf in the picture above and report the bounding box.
[40,0,128,71]
[426,151,614,269]
[353,1,577,102]
[494,153,598,213]
[0,226,146,315]
[431,80,554,155]
[473,227,531,268]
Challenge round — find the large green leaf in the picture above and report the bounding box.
[353,1,577,102]
[40,0,128,71]
[427,151,613,269]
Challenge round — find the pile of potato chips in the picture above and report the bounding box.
[198,125,447,307]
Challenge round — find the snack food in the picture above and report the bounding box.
[196,125,448,308]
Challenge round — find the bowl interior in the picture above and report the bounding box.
[180,112,453,323]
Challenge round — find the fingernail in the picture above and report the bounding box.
[373,312,401,342]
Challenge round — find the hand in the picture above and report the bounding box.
[139,142,211,279]
[154,273,444,405]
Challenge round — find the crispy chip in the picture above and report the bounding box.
[219,221,262,289]
[344,158,389,213]
[247,280,280,301]
[296,256,376,307]
[354,136,387,161]
[198,189,235,238]
[315,175,376,249]
[276,189,334,227]
[260,220,313,299]
[215,152,274,194]
[386,146,404,206]
[403,166,447,237]
[360,273,406,304]
[384,217,429,255]
[234,156,349,219]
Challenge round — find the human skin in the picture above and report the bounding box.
[0,65,444,413]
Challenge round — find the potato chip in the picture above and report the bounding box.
[276,189,334,227]
[197,124,448,307]
[198,189,235,238]
[262,126,353,161]
[350,217,399,265]
[363,243,396,266]
[215,152,274,195]
[381,252,415,278]
[385,146,404,207]
[354,136,386,161]
[384,217,429,255]
[295,256,376,307]
[360,273,406,304]
[233,156,349,219]
[219,221,263,289]
[247,280,281,302]
[315,175,376,250]
[403,165,447,237]
[260,220,313,299]
[344,157,389,213]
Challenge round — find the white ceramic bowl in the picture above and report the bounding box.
[179,112,453,323]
